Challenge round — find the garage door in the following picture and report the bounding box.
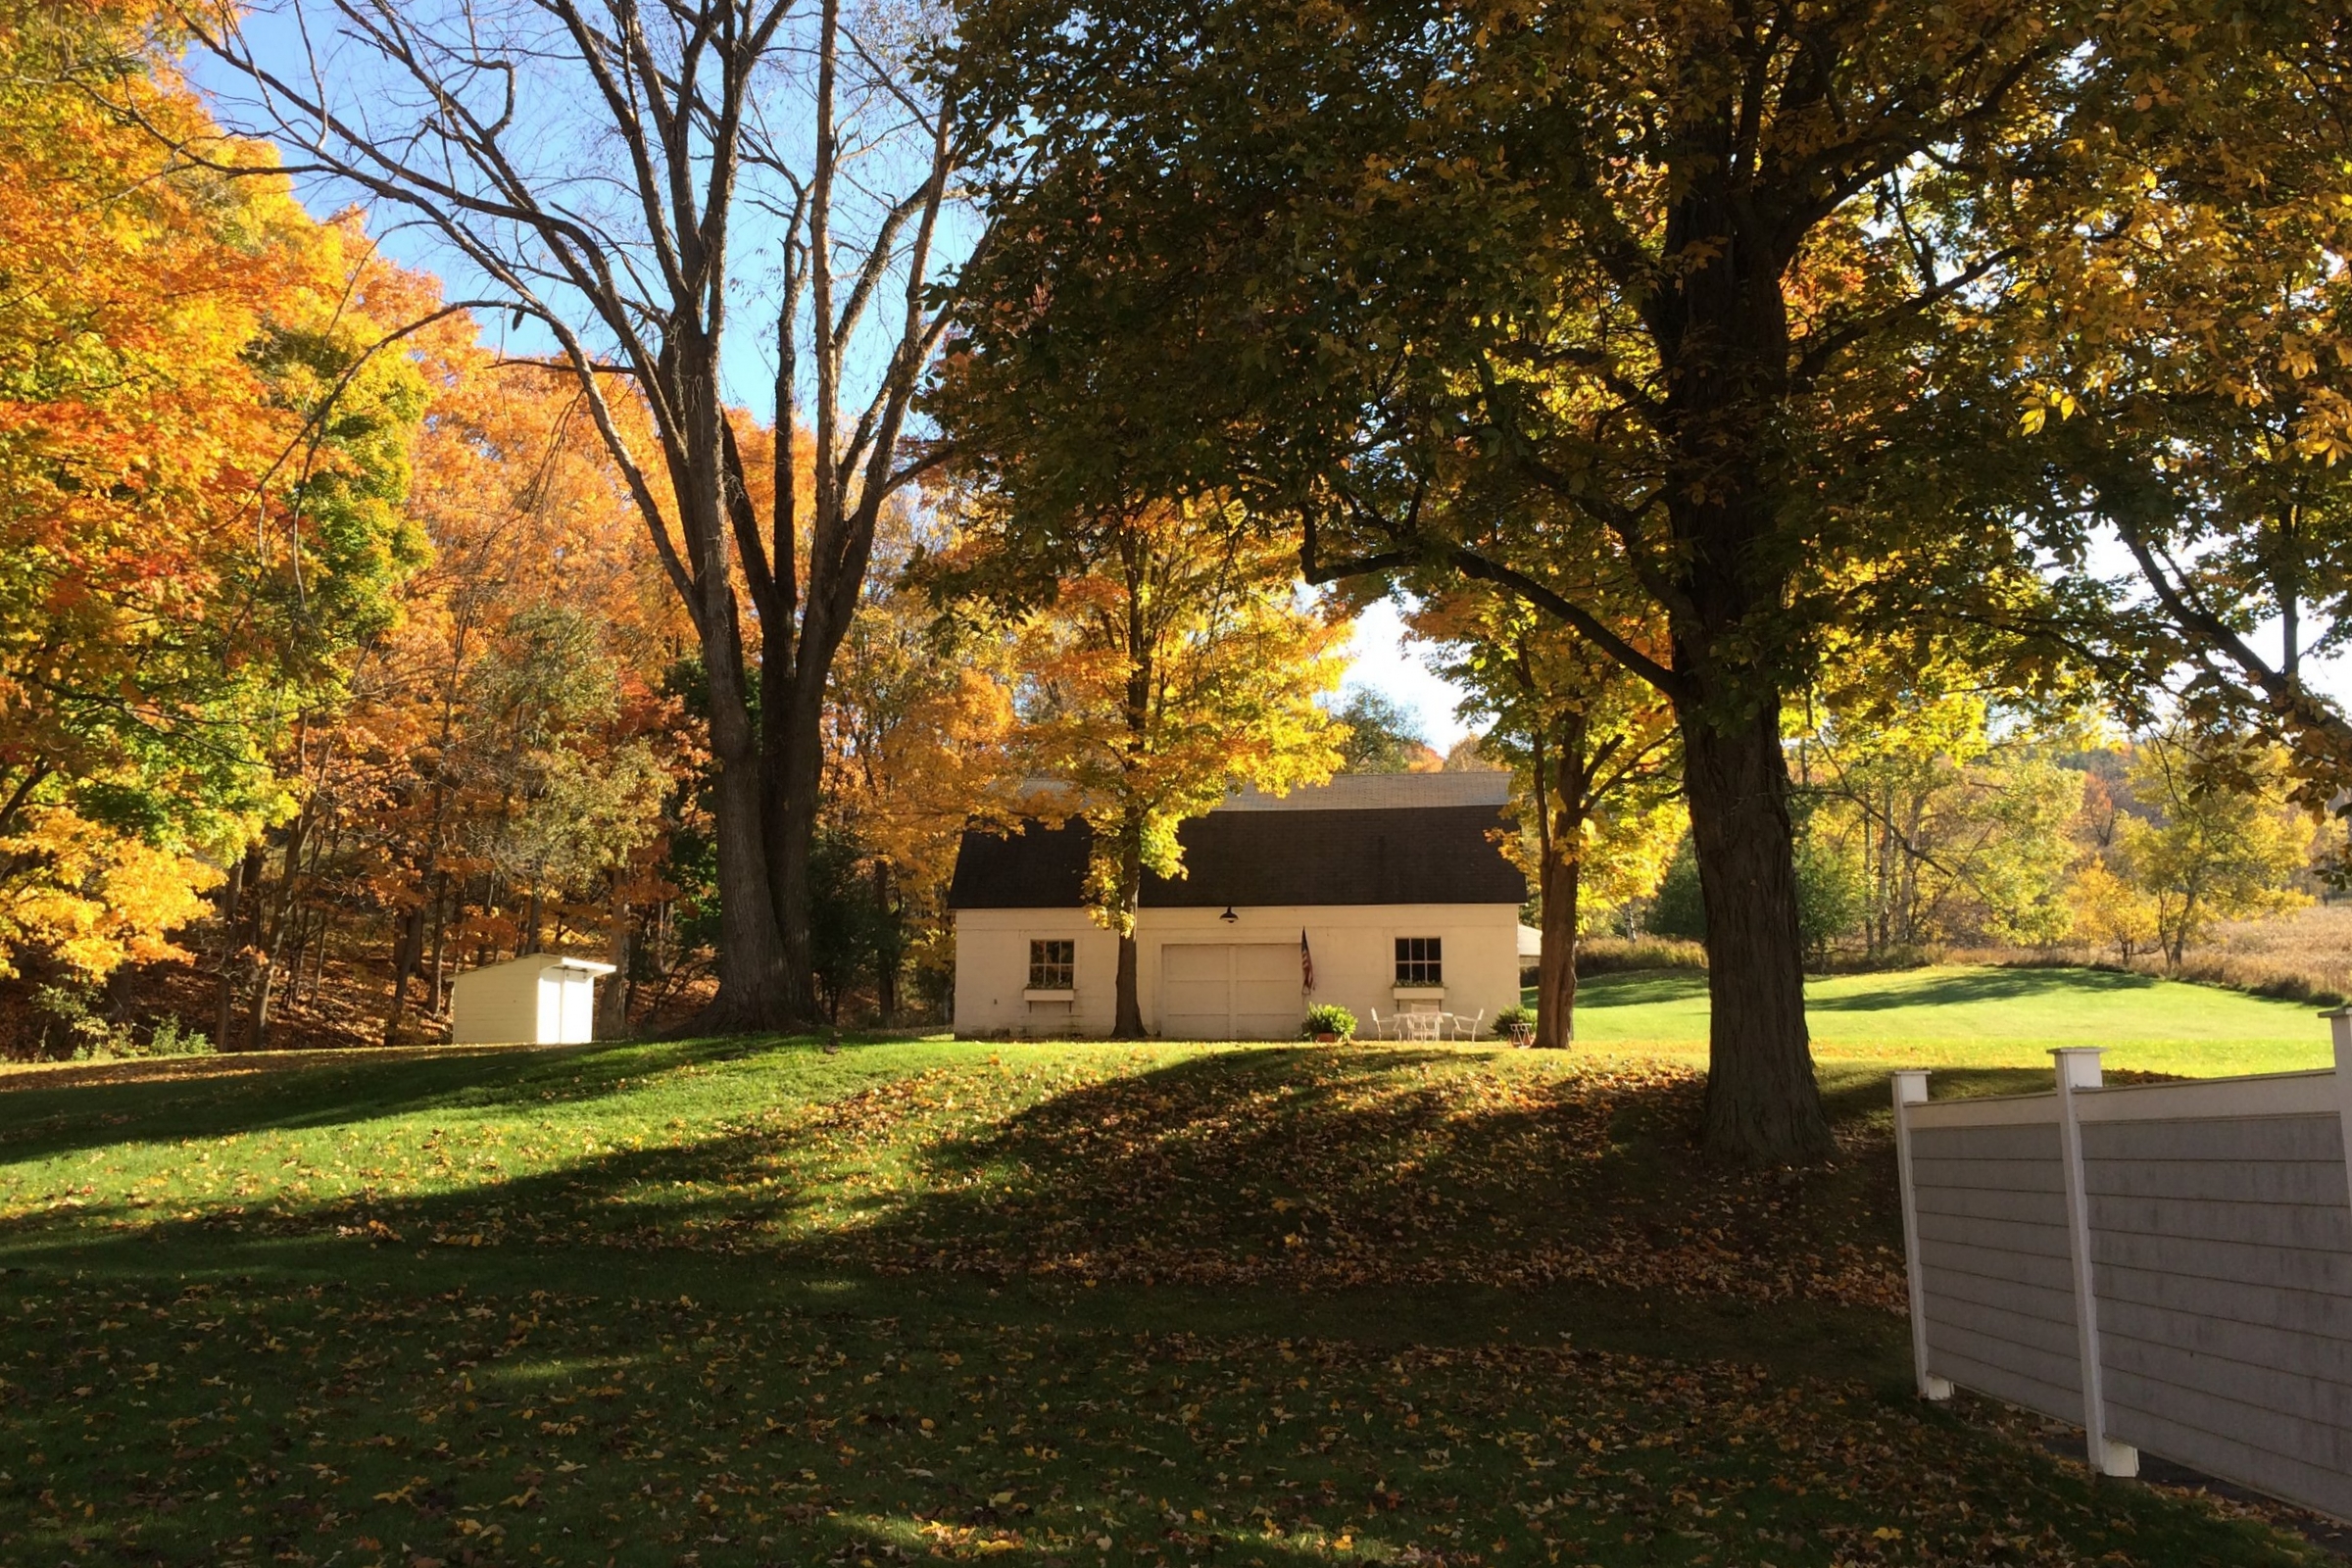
[1160,944,1299,1040]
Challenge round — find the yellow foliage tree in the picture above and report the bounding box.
[945,496,1347,1035]
[2121,733,2314,966]
[2064,863,2158,961]
[0,808,219,981]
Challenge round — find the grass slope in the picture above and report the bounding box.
[1567,963,2335,1075]
[0,1038,2326,1567]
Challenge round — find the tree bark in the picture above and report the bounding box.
[214,847,258,1052]
[1111,808,1148,1037]
[1680,696,1834,1161]
[246,804,314,1052]
[1637,96,1831,1162]
[872,859,901,1026]
[384,901,426,1044]
[1532,710,1585,1050]
[427,871,451,1017]
[598,881,632,1041]
[762,654,829,1026]
[1535,845,1581,1049]
[693,569,797,1032]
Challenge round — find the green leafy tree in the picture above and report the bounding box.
[2121,731,2313,966]
[939,0,2298,1158]
[1334,689,1432,775]
[1794,691,2083,955]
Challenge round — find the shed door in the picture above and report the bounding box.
[1160,944,1298,1040]
[561,973,596,1043]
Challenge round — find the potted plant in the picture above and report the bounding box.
[1493,1004,1537,1046]
[1302,1004,1357,1045]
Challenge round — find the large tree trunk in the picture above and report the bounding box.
[1679,696,1833,1161]
[692,563,798,1034]
[1642,108,1832,1163]
[383,901,427,1044]
[872,860,901,1026]
[598,879,632,1041]
[214,846,259,1052]
[1535,845,1581,1049]
[1111,811,1147,1038]
[763,659,828,1027]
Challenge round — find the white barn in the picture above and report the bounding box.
[949,773,1526,1040]
[449,954,617,1045]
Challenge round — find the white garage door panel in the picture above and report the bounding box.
[1231,944,1300,1038]
[1160,944,1298,1040]
[1161,945,1234,1040]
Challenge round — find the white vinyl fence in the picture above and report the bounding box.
[1893,1016,2352,1519]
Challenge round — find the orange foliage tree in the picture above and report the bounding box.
[0,0,429,997]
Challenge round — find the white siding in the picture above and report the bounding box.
[951,911,1121,1037]
[953,903,1520,1041]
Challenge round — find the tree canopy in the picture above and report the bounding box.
[938,0,2352,1158]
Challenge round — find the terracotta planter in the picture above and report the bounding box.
[1312,1031,1340,1045]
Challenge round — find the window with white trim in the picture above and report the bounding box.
[1395,937,1443,986]
[1029,939,1076,990]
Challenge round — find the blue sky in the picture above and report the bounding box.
[1343,603,1472,751]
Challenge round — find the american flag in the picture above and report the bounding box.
[1300,929,1315,994]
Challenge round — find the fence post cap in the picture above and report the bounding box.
[2049,1046,2105,1089]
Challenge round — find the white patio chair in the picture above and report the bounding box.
[1367,1007,1393,1041]
[1454,1008,1485,1042]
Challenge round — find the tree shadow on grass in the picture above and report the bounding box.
[0,1033,869,1162]
[1576,969,1711,1007]
[1806,964,2162,1012]
[2,1044,1916,1330]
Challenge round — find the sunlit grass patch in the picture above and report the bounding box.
[1565,963,2336,1075]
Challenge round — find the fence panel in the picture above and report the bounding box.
[1909,1117,2080,1419]
[1896,1043,2352,1520]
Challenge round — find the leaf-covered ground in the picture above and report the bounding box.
[0,1038,2328,1565]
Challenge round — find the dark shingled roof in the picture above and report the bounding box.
[948,802,1525,909]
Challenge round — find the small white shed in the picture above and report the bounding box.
[449,955,616,1045]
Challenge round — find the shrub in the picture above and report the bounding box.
[1301,1004,1357,1041]
[1578,936,1708,974]
[32,985,215,1060]
[1492,1004,1536,1039]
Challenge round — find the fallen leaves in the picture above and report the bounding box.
[0,1041,2322,1566]
[0,1276,2245,1567]
[5,1047,1908,1310]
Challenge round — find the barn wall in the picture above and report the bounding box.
[952,903,1521,1041]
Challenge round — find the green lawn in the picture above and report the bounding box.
[0,1035,2327,1566]
[1564,962,2336,1075]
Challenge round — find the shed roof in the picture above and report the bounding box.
[450,954,617,983]
[948,775,1525,909]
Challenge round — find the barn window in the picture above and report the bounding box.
[1029,939,1076,990]
[1395,937,1443,986]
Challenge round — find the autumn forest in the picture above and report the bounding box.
[5,0,2352,1173]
